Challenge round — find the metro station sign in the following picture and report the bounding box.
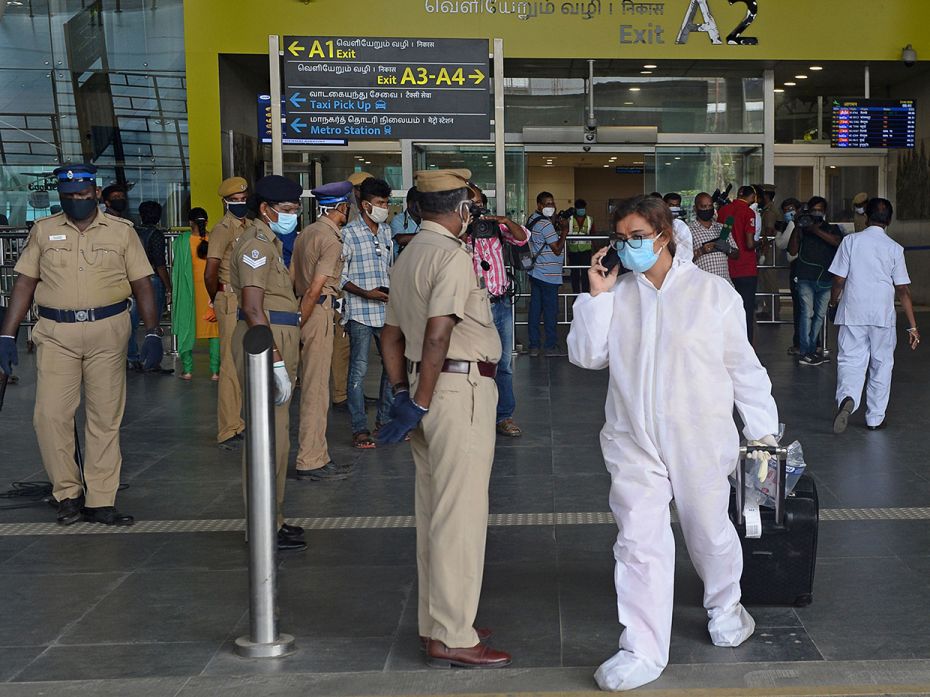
[281,36,491,141]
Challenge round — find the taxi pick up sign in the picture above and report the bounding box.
[282,36,491,141]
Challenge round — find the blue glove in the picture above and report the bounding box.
[141,332,164,371]
[376,391,428,445]
[0,335,17,375]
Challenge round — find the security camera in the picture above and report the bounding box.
[582,145,591,152]
[902,44,917,67]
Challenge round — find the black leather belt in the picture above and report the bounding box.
[38,300,128,323]
[407,359,497,379]
[237,309,300,326]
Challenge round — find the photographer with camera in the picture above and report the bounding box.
[788,196,843,367]
[526,192,569,357]
[467,189,528,437]
[689,192,738,285]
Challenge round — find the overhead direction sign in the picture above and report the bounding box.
[282,36,491,141]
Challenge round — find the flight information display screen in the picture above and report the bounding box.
[832,99,916,149]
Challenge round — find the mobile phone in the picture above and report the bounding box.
[377,286,390,295]
[602,247,621,273]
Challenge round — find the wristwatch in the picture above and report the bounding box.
[145,326,164,337]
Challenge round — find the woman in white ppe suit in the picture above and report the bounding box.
[568,196,779,691]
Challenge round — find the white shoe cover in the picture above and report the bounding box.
[708,603,755,648]
[594,650,664,692]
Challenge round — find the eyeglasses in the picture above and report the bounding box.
[610,235,650,251]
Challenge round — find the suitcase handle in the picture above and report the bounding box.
[736,444,789,527]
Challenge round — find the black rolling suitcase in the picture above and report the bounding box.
[729,444,819,607]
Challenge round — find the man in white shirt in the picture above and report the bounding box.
[829,198,920,433]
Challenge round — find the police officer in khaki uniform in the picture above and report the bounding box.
[377,169,511,668]
[205,176,249,450]
[0,163,161,526]
[230,175,305,553]
[292,181,355,481]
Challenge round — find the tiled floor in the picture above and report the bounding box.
[2,319,930,696]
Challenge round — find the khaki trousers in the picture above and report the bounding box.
[215,291,245,442]
[32,312,131,507]
[232,320,300,529]
[331,310,349,403]
[297,304,334,470]
[410,368,497,648]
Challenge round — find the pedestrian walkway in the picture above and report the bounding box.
[1,321,930,697]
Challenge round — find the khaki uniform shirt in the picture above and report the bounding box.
[385,220,501,364]
[207,211,249,286]
[15,211,152,309]
[291,217,343,298]
[230,220,299,313]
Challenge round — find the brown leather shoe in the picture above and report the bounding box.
[426,639,511,668]
[419,627,491,651]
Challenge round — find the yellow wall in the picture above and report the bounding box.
[185,0,930,218]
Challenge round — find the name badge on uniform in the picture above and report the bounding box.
[49,234,67,241]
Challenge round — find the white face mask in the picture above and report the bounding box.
[542,206,556,218]
[366,203,389,224]
[855,206,865,215]
[668,206,682,218]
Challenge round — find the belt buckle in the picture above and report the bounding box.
[74,309,89,322]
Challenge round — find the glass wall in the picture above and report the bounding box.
[653,146,763,221]
[595,77,764,134]
[504,77,586,134]
[0,0,187,226]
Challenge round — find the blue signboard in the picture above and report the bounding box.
[257,95,347,146]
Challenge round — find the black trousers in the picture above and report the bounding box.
[732,276,758,344]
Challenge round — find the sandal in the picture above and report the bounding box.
[179,373,192,381]
[496,418,523,437]
[211,373,220,381]
[353,431,377,449]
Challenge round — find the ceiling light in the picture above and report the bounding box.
[603,164,610,168]
[795,74,808,79]
[809,66,823,71]
[629,87,641,92]
[774,88,785,93]
[633,161,644,164]
[643,64,657,69]
[784,81,796,86]
[674,156,681,160]
[829,165,837,169]
[665,162,672,165]
[640,71,652,75]
[624,101,635,105]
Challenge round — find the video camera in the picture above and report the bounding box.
[557,207,576,220]
[795,206,826,230]
[711,184,733,209]
[466,202,498,239]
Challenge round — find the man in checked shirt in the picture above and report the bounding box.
[469,188,528,438]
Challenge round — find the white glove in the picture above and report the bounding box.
[272,361,291,406]
[747,434,779,482]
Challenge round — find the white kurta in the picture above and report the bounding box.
[829,226,910,426]
[568,253,779,691]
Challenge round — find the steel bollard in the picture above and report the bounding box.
[235,325,295,659]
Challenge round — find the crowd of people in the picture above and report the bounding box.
[0,162,920,687]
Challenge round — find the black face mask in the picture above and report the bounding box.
[226,201,248,219]
[61,197,99,221]
[108,198,128,213]
[696,208,715,222]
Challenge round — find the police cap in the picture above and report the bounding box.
[254,175,303,203]
[53,163,97,194]
[218,176,248,198]
[347,171,373,187]
[852,192,869,206]
[312,180,353,206]
[414,168,472,194]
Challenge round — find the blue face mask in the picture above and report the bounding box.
[784,210,795,223]
[268,211,298,236]
[576,208,586,217]
[615,235,666,273]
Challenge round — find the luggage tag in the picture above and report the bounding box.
[743,503,762,539]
